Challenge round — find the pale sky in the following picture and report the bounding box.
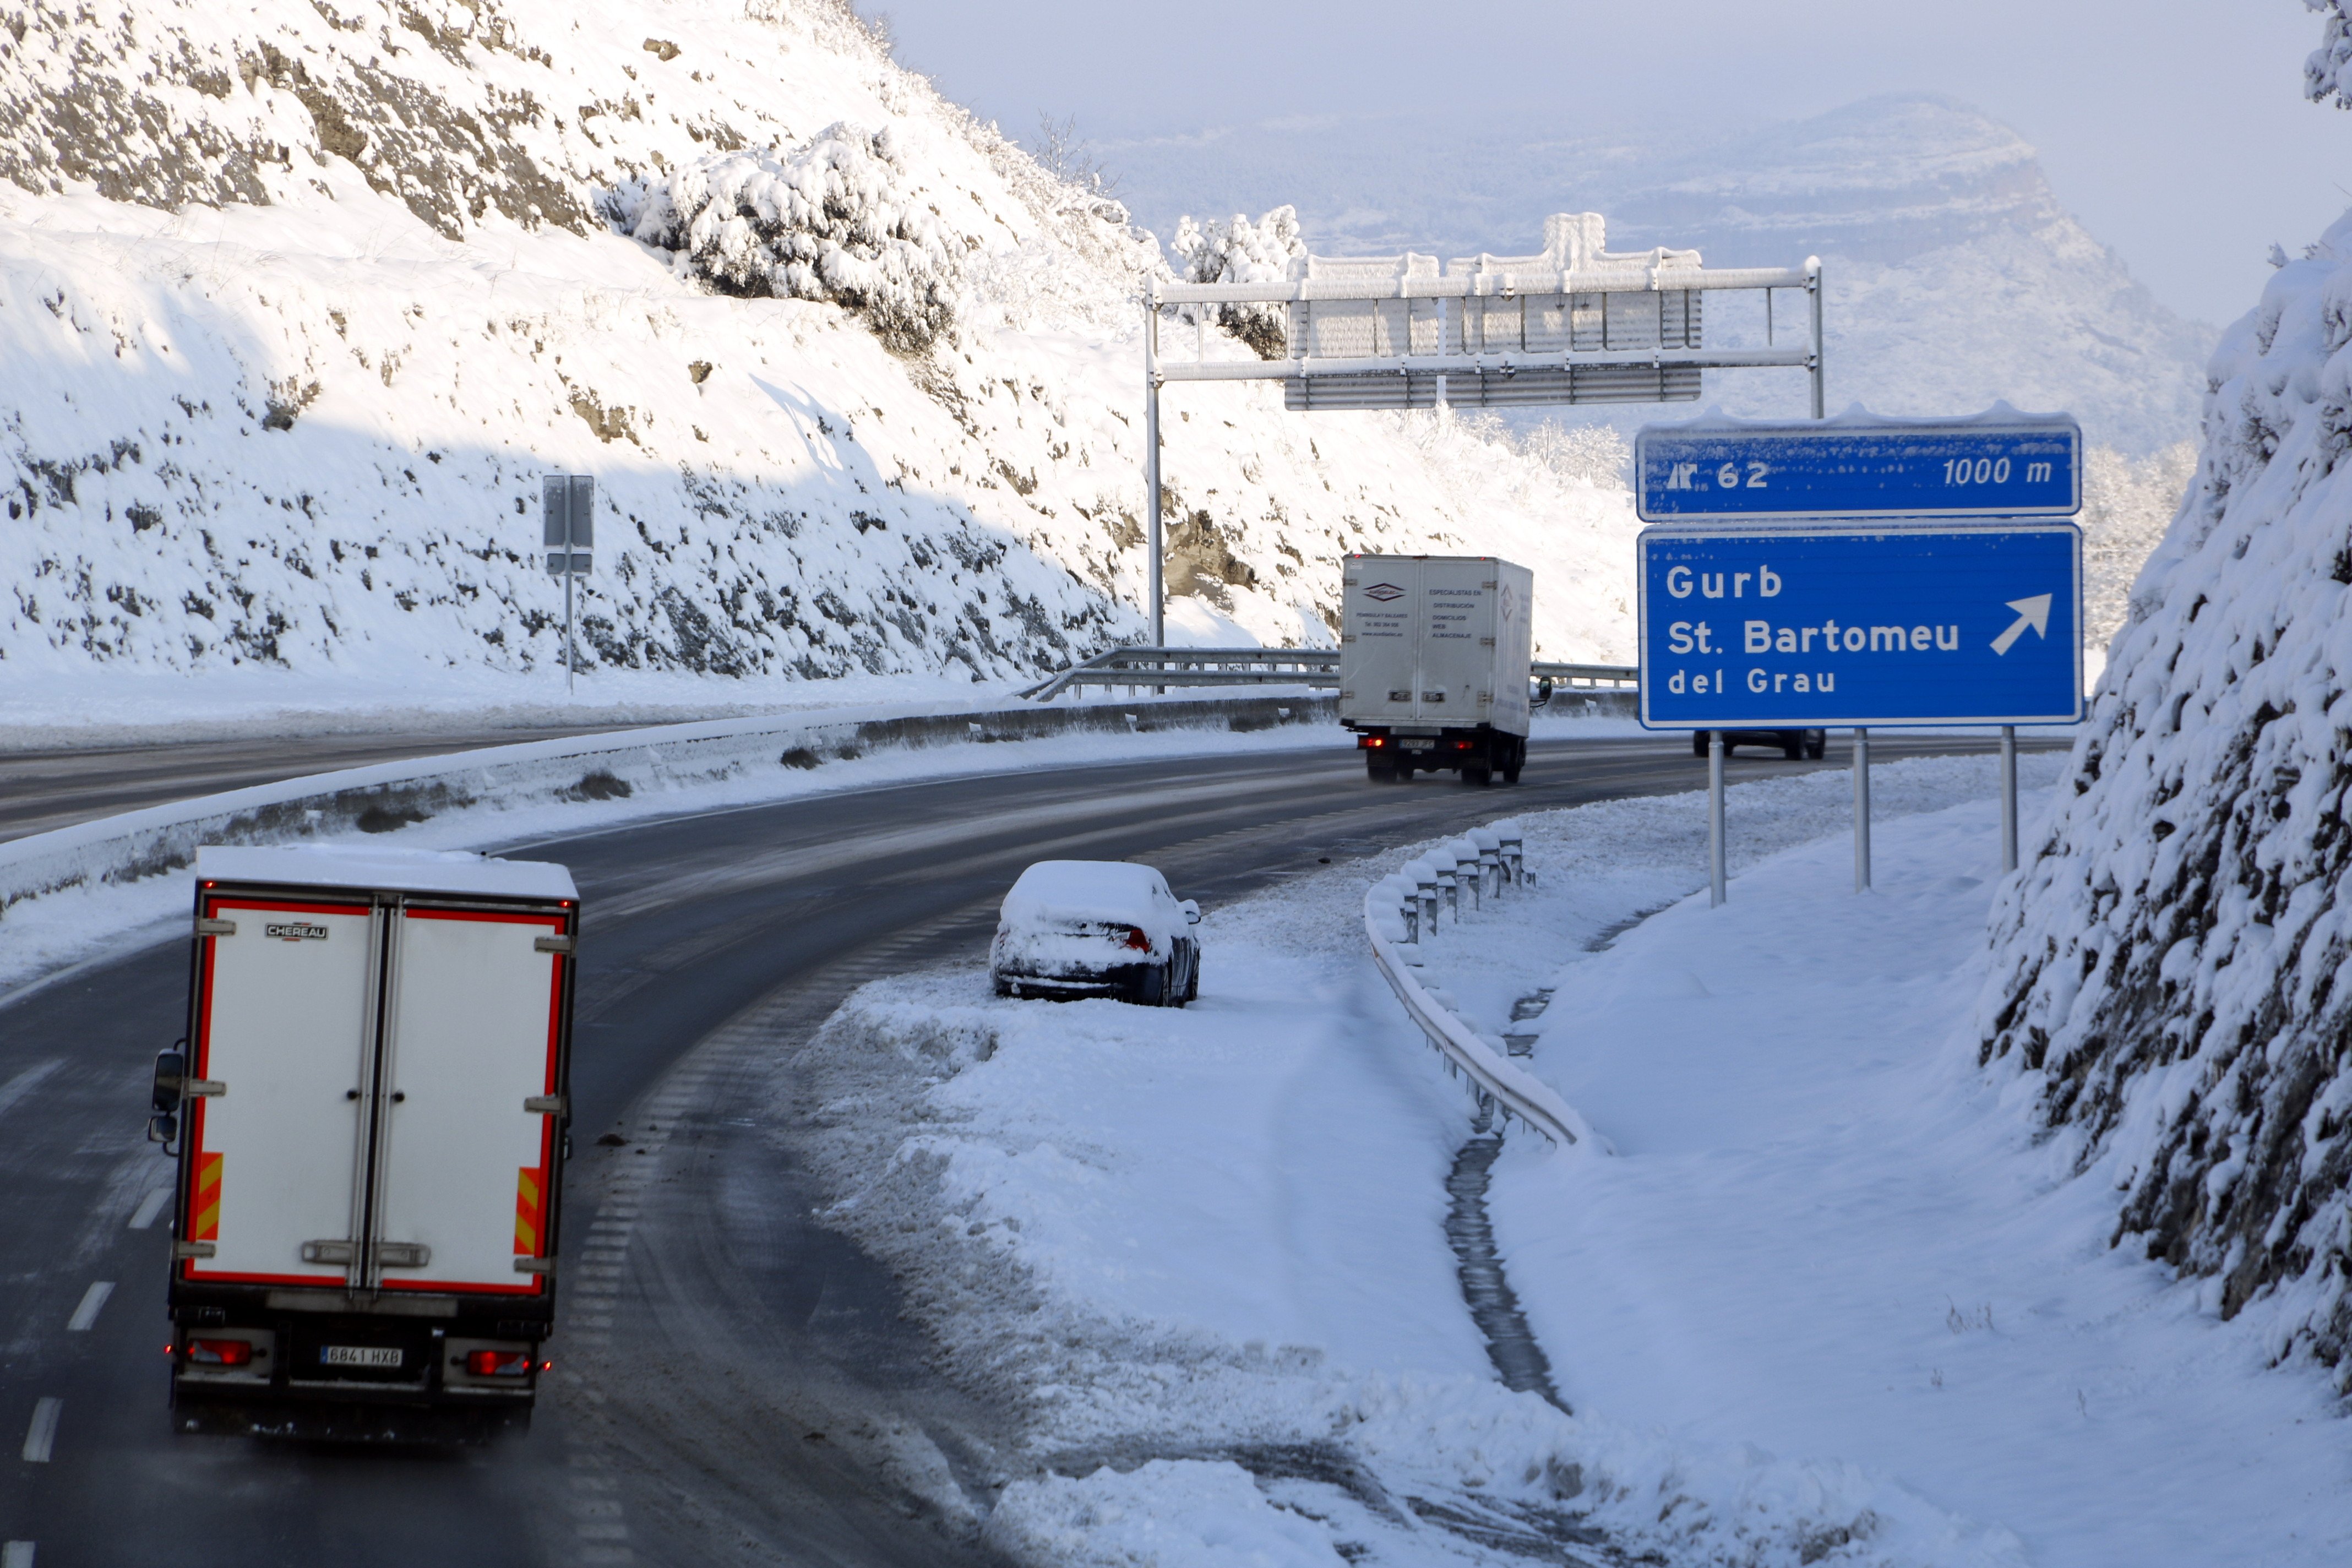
[870,0,2352,328]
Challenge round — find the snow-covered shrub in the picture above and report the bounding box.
[628,122,959,355]
[2310,0,2352,109]
[1170,206,1306,360]
[2079,442,2197,651]
[1979,208,2352,1372]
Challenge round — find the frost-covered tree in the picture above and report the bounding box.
[627,122,959,355]
[1169,206,1307,360]
[1978,212,2352,1373]
[2310,0,2352,108]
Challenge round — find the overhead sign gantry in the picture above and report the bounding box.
[1139,213,1825,645]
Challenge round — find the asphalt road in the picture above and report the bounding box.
[0,723,665,844]
[0,728,2059,1565]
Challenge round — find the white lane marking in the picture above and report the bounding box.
[65,1283,113,1333]
[3,1540,35,1568]
[21,1398,61,1463]
[128,1189,171,1230]
[0,1061,62,1123]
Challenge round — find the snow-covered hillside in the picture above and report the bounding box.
[1113,95,2211,454]
[0,0,1636,704]
[1980,208,2352,1377]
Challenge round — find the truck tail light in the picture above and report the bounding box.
[466,1349,532,1377]
[188,1337,252,1366]
[1121,925,1150,951]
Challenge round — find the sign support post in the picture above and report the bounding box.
[1999,726,2019,873]
[1853,728,1872,892]
[1708,732,1727,907]
[542,475,595,699]
[1142,285,1164,650]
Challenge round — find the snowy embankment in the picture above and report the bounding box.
[795,755,2352,1567]
[1980,203,2352,1376]
[0,0,1640,723]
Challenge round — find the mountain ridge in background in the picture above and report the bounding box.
[1106,93,2213,454]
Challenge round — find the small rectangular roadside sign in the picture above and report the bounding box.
[1635,410,2081,522]
[1637,524,2084,728]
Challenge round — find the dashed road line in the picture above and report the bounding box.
[127,1188,171,1230]
[20,1398,61,1463]
[64,1283,112,1333]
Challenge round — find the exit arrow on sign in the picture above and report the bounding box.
[1989,594,2052,656]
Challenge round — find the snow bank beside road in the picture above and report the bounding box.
[797,764,2061,1566]
[1481,786,2352,1567]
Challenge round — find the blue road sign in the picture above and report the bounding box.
[1638,525,2083,727]
[1635,409,2081,521]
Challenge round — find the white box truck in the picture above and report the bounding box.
[1339,554,1535,783]
[151,843,579,1441]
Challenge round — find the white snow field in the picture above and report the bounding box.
[793,754,2352,1566]
[0,0,1641,732]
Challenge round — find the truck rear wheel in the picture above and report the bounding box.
[1365,752,1396,783]
[1502,736,1525,784]
[1463,764,1494,786]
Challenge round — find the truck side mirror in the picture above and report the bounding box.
[1533,676,1554,710]
[148,1111,178,1147]
[151,1047,186,1115]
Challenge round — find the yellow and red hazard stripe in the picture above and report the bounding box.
[514,1166,543,1256]
[192,1151,224,1242]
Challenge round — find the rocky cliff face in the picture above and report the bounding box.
[1979,210,2352,1377]
[0,0,1638,688]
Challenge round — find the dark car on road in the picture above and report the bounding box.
[1691,728,1828,760]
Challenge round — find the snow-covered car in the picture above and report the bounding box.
[990,861,1201,1006]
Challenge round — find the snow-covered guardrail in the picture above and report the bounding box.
[0,691,1329,927]
[1363,822,1600,1150]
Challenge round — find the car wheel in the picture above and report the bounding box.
[1692,731,1708,757]
[1133,963,1169,1008]
[993,976,1012,998]
[1807,733,1827,760]
[1184,951,1200,1003]
[1782,733,1804,760]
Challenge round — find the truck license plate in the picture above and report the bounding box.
[322,1345,402,1368]
[1401,739,1435,751]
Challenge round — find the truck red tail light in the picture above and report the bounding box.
[466,1349,532,1377]
[187,1338,252,1366]
[1121,925,1150,951]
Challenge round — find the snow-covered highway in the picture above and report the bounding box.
[0,729,2046,1565]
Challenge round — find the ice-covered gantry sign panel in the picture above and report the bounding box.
[1153,214,1820,414]
[1637,525,2084,728]
[1636,407,2082,521]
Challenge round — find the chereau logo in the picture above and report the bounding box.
[1362,582,1406,602]
[266,922,330,943]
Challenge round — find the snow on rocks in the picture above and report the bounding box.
[1979,205,2352,1375]
[0,0,1642,715]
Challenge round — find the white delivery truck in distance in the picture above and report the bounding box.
[1339,554,1535,784]
[151,843,579,1442]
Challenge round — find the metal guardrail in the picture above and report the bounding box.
[1020,647,1637,703]
[1361,827,1602,1150]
